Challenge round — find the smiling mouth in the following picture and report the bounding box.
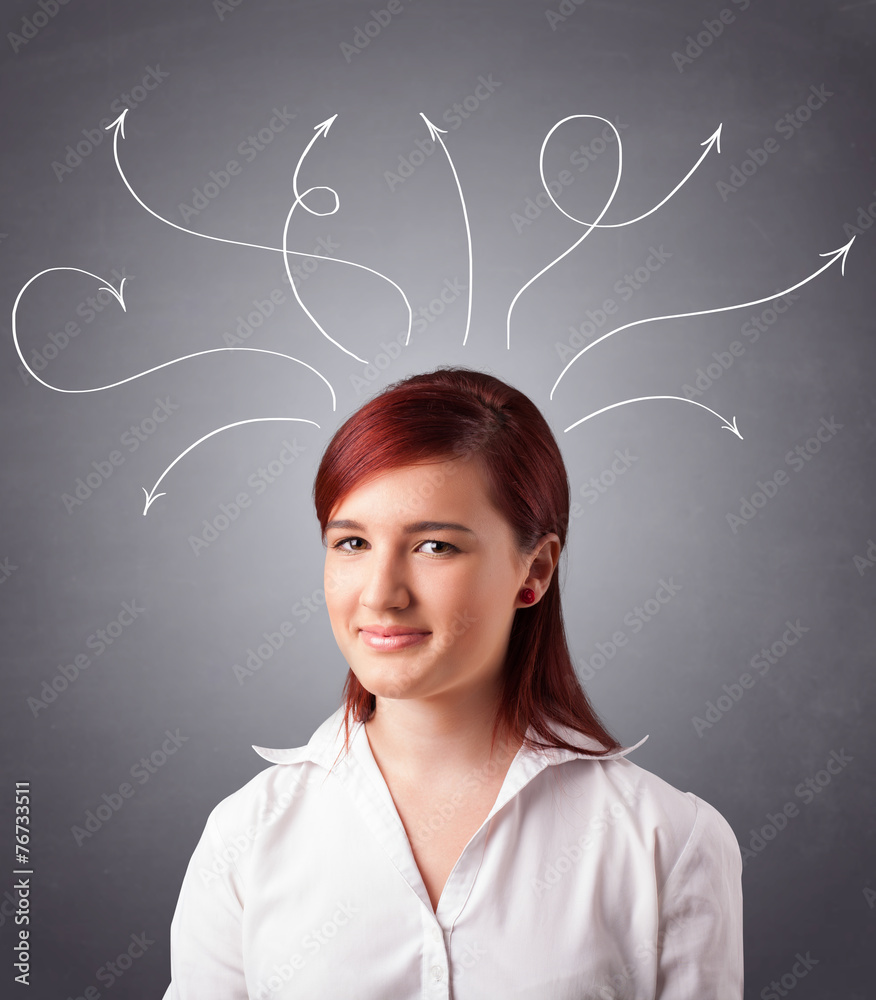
[358,627,430,651]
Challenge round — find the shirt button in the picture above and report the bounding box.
[432,927,442,942]
[431,965,444,982]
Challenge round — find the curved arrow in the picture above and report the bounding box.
[106,110,412,361]
[507,117,723,349]
[420,113,473,346]
[142,416,320,514]
[11,267,336,410]
[551,237,855,399]
[563,396,742,439]
[507,116,621,351]
[545,124,722,229]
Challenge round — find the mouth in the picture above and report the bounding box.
[357,626,431,651]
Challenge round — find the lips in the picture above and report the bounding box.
[358,625,430,651]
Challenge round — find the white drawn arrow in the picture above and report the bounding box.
[564,396,742,439]
[420,113,473,346]
[546,123,722,229]
[11,267,336,409]
[107,110,412,361]
[507,117,722,349]
[142,416,320,515]
[551,237,856,399]
[281,116,368,363]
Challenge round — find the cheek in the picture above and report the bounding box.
[324,560,356,619]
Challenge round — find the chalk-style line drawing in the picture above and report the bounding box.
[106,110,414,361]
[420,113,473,346]
[142,417,320,515]
[551,124,723,229]
[26,109,854,517]
[11,267,337,410]
[550,237,855,398]
[282,115,366,363]
[564,396,742,438]
[507,116,723,349]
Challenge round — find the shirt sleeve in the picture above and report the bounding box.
[160,805,249,1000]
[654,793,744,999]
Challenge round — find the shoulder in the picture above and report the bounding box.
[557,753,741,890]
[207,759,317,842]
[205,708,349,844]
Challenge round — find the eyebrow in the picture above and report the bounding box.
[325,519,475,535]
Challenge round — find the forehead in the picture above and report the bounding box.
[329,458,499,524]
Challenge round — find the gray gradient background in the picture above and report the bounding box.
[1,1,874,997]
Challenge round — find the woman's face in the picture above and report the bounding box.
[323,456,551,707]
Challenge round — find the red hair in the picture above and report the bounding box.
[313,366,623,763]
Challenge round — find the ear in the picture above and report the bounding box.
[518,533,561,606]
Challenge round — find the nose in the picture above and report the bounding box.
[359,549,410,612]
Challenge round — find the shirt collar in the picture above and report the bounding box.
[252,706,648,770]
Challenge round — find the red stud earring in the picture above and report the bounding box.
[520,588,536,604]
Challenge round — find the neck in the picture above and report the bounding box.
[363,688,523,786]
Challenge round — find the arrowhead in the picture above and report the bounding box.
[106,109,128,139]
[722,416,744,440]
[315,114,338,136]
[97,275,129,312]
[701,122,723,154]
[819,235,855,276]
[419,112,447,141]
[141,486,166,515]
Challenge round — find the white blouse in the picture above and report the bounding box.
[161,706,743,999]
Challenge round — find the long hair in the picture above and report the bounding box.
[313,366,623,763]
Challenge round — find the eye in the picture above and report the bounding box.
[333,536,368,553]
[417,540,458,556]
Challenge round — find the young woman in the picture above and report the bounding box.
[161,367,743,999]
